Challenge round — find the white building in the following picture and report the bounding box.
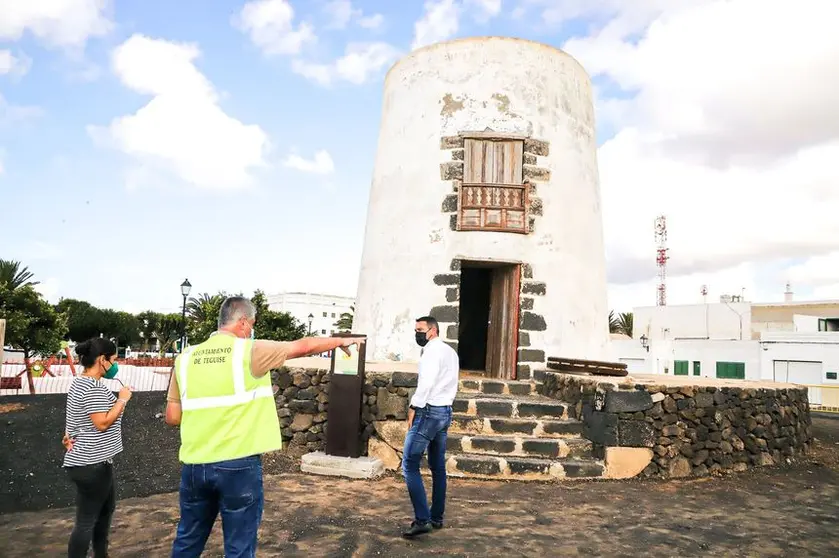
[266,291,355,337]
[353,37,609,379]
[611,293,839,404]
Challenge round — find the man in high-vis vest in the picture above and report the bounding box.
[165,296,362,557]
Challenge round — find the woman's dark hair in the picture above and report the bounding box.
[75,338,117,368]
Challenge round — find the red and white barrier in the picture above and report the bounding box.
[0,364,172,396]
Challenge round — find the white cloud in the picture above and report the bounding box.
[549,0,839,308]
[358,13,385,30]
[0,50,30,76]
[412,0,460,50]
[90,34,269,190]
[35,277,61,303]
[283,150,335,174]
[323,1,385,30]
[235,0,316,56]
[466,0,502,20]
[788,253,839,288]
[0,0,112,49]
[566,0,839,163]
[292,42,401,86]
[411,0,503,50]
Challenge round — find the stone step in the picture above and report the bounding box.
[441,453,605,481]
[452,395,568,419]
[446,433,593,459]
[449,414,584,438]
[458,378,540,396]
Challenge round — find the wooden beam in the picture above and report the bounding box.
[460,131,529,141]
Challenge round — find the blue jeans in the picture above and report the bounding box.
[171,455,263,558]
[402,405,452,524]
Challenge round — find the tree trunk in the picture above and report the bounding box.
[23,350,35,394]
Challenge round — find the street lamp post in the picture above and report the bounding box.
[180,279,192,352]
[307,313,314,336]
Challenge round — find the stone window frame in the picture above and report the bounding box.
[440,131,551,235]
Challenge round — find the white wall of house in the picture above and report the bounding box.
[793,314,821,332]
[633,303,752,342]
[612,331,839,390]
[266,291,355,337]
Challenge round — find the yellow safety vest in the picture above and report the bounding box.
[175,333,282,464]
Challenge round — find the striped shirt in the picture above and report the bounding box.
[63,376,124,467]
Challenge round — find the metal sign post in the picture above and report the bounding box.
[325,333,366,458]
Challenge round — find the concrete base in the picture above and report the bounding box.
[300,452,385,480]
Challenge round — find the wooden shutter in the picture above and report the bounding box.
[459,139,527,233]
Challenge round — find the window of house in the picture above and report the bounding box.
[321,329,327,335]
[716,361,746,379]
[674,360,689,376]
[322,312,327,317]
[331,313,336,318]
[693,361,701,376]
[818,318,839,331]
[458,137,528,233]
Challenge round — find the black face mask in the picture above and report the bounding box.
[415,331,429,347]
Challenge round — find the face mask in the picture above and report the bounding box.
[103,361,119,380]
[415,331,429,347]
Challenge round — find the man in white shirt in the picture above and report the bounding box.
[401,315,459,538]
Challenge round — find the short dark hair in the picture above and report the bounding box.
[75,338,117,368]
[416,316,439,333]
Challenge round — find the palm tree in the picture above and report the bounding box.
[0,259,39,290]
[608,310,620,334]
[187,293,221,323]
[618,312,634,338]
[334,305,354,332]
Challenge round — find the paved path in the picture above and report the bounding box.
[2,417,839,557]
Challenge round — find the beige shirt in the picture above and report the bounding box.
[167,332,291,402]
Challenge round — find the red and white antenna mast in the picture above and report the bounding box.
[654,215,668,306]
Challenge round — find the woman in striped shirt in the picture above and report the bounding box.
[62,337,132,558]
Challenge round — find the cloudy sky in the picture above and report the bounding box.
[2,0,838,314]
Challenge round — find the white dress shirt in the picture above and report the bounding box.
[410,337,460,408]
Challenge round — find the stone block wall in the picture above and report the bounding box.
[540,372,813,479]
[271,368,413,453]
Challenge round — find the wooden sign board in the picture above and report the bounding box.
[325,334,366,458]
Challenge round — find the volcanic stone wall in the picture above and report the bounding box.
[272,367,412,453]
[540,372,813,478]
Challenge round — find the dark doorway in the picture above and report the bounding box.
[458,267,492,372]
[457,261,521,379]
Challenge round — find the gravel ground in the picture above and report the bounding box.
[2,412,839,556]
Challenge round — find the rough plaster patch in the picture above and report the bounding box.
[441,93,465,116]
[492,93,513,115]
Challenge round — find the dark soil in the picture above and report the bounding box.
[0,393,300,515]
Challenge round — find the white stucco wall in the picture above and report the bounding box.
[353,37,609,363]
[266,291,355,336]
[611,331,839,390]
[633,303,752,341]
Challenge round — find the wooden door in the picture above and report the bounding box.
[485,264,521,379]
